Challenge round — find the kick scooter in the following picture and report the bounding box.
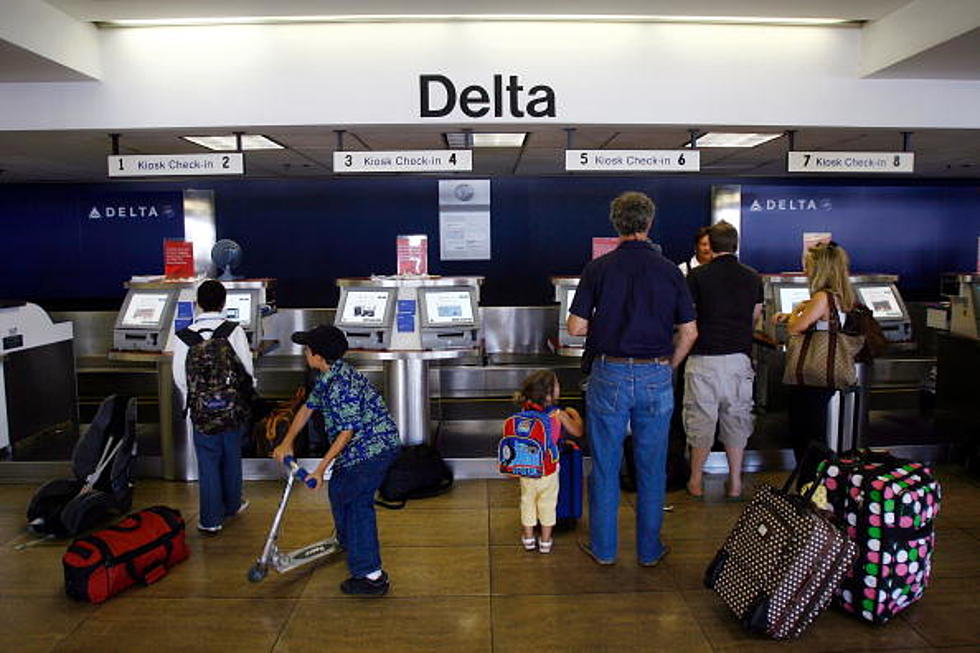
[247,456,341,583]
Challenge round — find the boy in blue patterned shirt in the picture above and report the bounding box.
[274,325,401,596]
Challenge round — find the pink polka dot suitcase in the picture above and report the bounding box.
[704,475,859,640]
[814,451,941,624]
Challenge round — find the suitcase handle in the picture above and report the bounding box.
[781,444,822,504]
[127,559,167,585]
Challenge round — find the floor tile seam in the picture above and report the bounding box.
[486,589,684,599]
[269,593,304,652]
[675,589,719,652]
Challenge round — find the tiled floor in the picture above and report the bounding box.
[2,466,979,652]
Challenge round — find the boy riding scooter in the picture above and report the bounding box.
[273,325,401,596]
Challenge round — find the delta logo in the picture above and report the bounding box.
[88,203,176,220]
[748,197,833,212]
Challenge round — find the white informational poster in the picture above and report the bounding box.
[341,291,391,325]
[121,293,171,327]
[779,287,812,315]
[425,291,475,325]
[439,180,491,261]
[858,286,904,319]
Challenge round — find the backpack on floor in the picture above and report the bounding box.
[376,444,454,509]
[498,409,559,479]
[177,321,253,435]
[813,450,941,624]
[27,394,138,538]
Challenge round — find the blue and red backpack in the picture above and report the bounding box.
[498,404,560,478]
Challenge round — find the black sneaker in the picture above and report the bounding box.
[340,571,390,596]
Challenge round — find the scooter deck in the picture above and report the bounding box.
[272,537,341,574]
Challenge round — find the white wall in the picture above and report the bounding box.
[1,21,978,131]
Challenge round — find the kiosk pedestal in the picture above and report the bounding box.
[347,349,471,446]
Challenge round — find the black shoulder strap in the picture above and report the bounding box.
[176,328,204,347]
[213,321,237,340]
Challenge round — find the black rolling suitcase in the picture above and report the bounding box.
[704,460,858,640]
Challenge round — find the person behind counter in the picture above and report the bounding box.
[273,325,400,597]
[511,370,583,554]
[772,241,856,465]
[678,226,713,276]
[172,279,255,536]
[568,191,698,567]
[683,221,762,500]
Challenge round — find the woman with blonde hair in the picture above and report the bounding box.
[773,242,856,464]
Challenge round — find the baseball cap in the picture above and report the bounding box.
[291,324,348,361]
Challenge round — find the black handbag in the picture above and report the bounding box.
[375,445,454,509]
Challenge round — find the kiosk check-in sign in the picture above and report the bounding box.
[108,153,244,177]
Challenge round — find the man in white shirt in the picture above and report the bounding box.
[172,280,254,534]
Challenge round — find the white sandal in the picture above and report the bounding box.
[538,539,553,554]
[521,536,537,551]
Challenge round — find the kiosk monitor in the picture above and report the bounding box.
[419,288,477,327]
[223,289,259,331]
[118,291,174,330]
[337,288,396,328]
[857,285,904,320]
[777,286,811,315]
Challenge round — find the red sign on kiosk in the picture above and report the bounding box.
[397,234,428,275]
[591,237,619,259]
[164,240,195,279]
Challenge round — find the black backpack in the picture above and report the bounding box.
[176,321,253,434]
[375,445,454,509]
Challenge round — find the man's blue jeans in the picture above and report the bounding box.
[193,426,245,529]
[328,449,398,578]
[586,359,673,563]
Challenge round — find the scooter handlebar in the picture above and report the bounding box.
[283,455,318,488]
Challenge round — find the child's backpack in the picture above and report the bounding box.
[176,321,253,434]
[498,409,560,478]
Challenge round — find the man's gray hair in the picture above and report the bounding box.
[610,192,655,236]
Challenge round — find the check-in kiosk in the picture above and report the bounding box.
[761,274,912,345]
[335,276,483,447]
[112,288,180,352]
[418,286,480,349]
[0,301,77,462]
[335,287,397,350]
[552,277,584,349]
[949,274,980,339]
[223,288,263,347]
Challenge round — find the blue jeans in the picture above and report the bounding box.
[328,449,398,578]
[586,359,673,563]
[193,426,245,529]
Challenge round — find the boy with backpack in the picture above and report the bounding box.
[172,280,255,535]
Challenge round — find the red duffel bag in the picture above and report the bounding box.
[63,505,189,603]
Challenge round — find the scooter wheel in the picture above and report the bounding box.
[247,563,268,583]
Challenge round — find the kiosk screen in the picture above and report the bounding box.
[340,290,392,326]
[562,287,577,323]
[778,287,811,315]
[858,286,904,319]
[223,291,255,329]
[423,290,475,326]
[120,292,172,328]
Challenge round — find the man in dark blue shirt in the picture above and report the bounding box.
[568,191,697,566]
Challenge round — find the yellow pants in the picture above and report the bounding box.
[519,470,560,528]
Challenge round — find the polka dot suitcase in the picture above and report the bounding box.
[704,475,858,640]
[814,451,941,624]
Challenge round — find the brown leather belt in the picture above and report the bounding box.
[601,355,671,365]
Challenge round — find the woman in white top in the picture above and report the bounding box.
[678,226,713,276]
[773,242,856,466]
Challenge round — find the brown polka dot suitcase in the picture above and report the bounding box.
[704,472,858,640]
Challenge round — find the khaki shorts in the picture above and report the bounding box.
[683,353,755,450]
[519,470,560,528]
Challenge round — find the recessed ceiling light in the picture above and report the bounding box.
[695,132,783,148]
[182,134,284,151]
[445,132,526,148]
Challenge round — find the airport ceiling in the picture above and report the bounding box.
[0,1,977,182]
